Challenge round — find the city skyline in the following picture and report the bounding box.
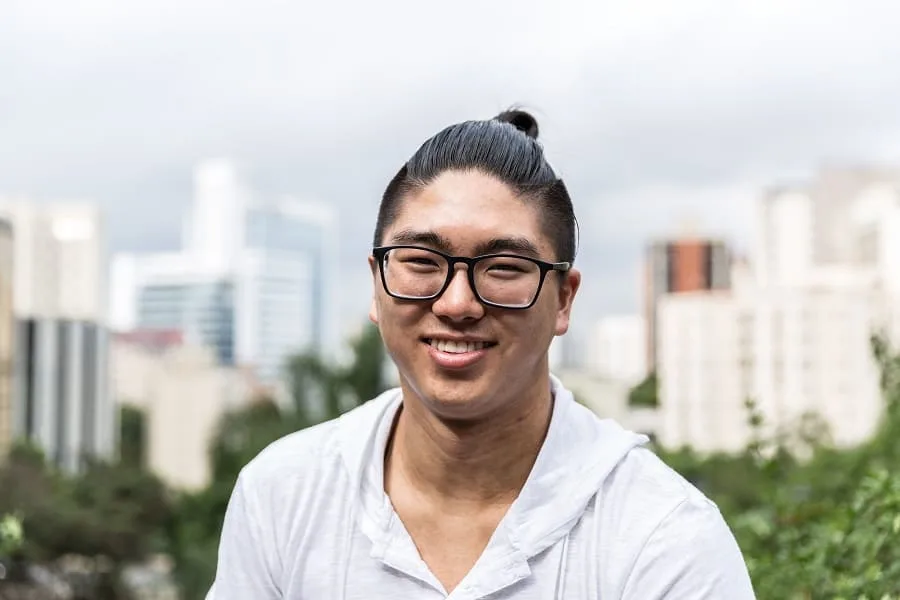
[4,1,900,326]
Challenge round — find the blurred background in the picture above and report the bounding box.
[2,0,900,598]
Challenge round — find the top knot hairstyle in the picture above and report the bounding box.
[373,108,578,263]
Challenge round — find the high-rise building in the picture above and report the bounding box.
[757,167,900,287]
[644,237,731,371]
[0,217,13,462]
[4,203,106,322]
[753,271,884,448]
[111,160,339,385]
[0,202,115,471]
[242,199,339,362]
[656,169,900,454]
[656,287,755,454]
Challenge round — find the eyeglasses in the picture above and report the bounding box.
[372,245,571,310]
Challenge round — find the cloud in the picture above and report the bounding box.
[2,0,900,321]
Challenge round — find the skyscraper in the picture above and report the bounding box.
[0,202,115,471]
[111,160,339,385]
[644,237,731,371]
[656,168,900,453]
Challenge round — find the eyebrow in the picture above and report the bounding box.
[473,237,541,258]
[388,229,454,252]
[388,228,541,258]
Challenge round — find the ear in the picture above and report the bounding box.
[368,254,379,325]
[554,268,581,336]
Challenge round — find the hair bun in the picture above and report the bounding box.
[494,108,539,140]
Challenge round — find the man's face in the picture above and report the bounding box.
[369,170,581,421]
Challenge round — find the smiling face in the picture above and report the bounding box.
[369,170,581,422]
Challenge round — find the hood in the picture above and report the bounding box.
[504,375,649,558]
[336,375,649,598]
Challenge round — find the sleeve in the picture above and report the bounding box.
[621,498,757,599]
[205,471,282,599]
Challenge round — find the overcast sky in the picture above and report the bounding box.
[3,0,900,329]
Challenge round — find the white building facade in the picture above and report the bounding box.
[589,315,647,387]
[657,168,900,454]
[112,334,254,490]
[656,289,753,454]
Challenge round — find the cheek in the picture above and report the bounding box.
[374,298,424,347]
[496,306,557,348]
[531,301,565,344]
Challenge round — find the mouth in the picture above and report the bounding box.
[422,338,498,354]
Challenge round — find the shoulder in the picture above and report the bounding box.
[604,445,715,516]
[237,389,400,502]
[599,448,755,597]
[599,446,730,548]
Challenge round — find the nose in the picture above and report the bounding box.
[431,265,485,322]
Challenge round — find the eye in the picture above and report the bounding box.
[488,262,528,273]
[404,257,439,266]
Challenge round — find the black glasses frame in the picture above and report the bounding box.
[372,245,571,310]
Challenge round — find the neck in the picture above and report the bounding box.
[385,377,554,508]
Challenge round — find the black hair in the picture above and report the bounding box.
[372,108,578,263]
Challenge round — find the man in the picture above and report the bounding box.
[206,109,757,598]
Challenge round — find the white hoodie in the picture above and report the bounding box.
[207,377,756,599]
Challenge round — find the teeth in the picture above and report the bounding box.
[429,339,489,353]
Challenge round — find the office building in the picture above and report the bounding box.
[656,170,900,454]
[0,202,115,470]
[656,288,755,454]
[111,160,338,385]
[644,237,731,371]
[115,253,237,365]
[237,199,336,381]
[13,318,112,470]
[756,167,900,287]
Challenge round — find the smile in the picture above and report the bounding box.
[422,337,497,370]
[424,339,496,354]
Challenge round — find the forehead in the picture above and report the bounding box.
[385,170,552,256]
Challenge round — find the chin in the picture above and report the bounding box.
[414,377,504,421]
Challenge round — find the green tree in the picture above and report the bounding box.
[119,404,147,468]
[0,513,23,557]
[0,439,173,598]
[285,322,389,423]
[680,334,900,598]
[627,372,658,408]
[66,458,173,561]
[341,322,389,404]
[0,442,172,564]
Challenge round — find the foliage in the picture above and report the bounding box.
[731,466,900,598]
[658,334,900,598]
[627,371,658,408]
[0,441,172,565]
[0,513,23,557]
[119,404,147,468]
